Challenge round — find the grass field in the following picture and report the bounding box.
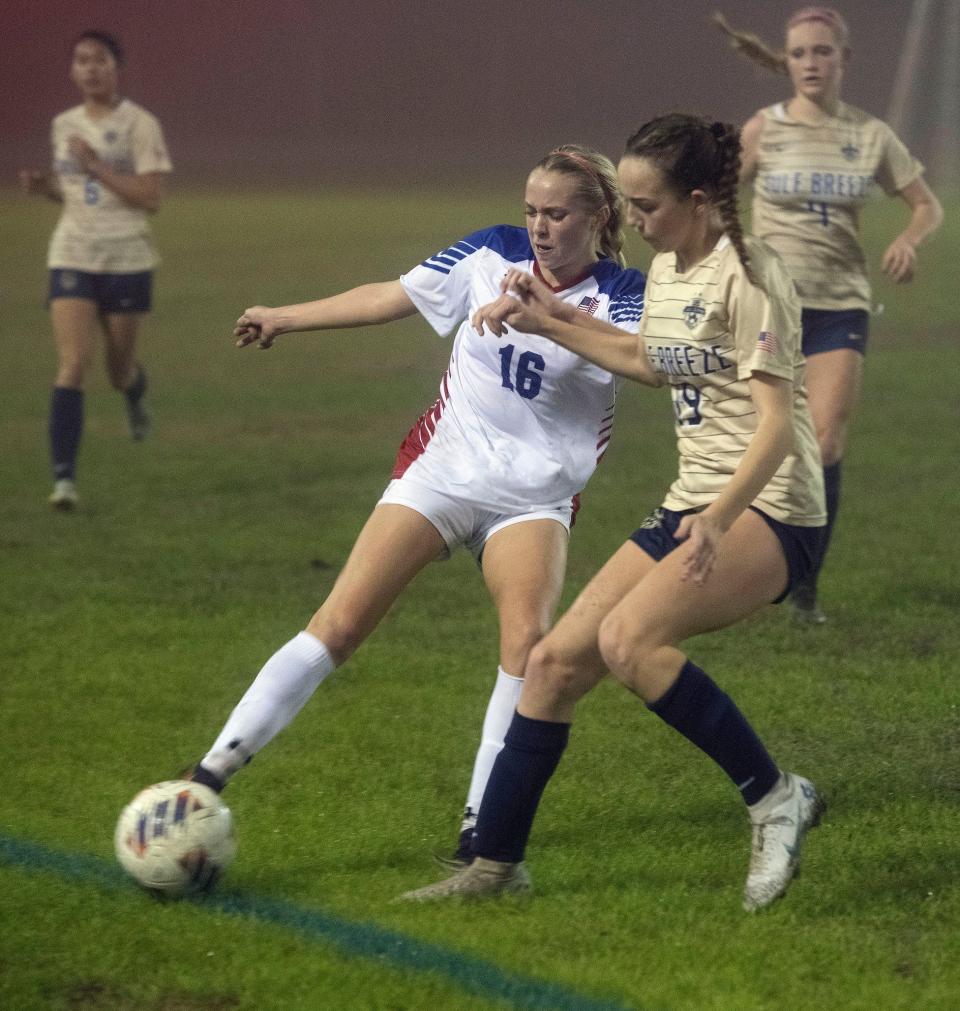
[1,185,958,1010]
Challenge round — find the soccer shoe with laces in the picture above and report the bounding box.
[743,773,825,912]
[432,824,476,870]
[49,479,79,511]
[398,857,531,902]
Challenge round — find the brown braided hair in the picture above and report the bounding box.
[712,8,850,75]
[534,145,626,266]
[624,113,761,288]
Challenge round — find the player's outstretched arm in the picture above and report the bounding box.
[18,169,62,202]
[472,270,660,387]
[235,280,418,349]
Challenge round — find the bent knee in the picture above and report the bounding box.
[598,613,658,682]
[500,617,550,674]
[524,640,593,704]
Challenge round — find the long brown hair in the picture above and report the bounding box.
[624,113,759,287]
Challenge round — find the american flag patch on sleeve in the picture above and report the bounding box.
[577,295,600,316]
[757,331,779,354]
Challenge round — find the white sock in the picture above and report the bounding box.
[461,667,524,829]
[202,631,335,782]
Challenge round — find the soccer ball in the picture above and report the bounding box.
[114,780,236,897]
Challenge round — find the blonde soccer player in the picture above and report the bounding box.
[19,30,172,510]
[715,7,943,622]
[185,148,646,867]
[402,114,826,912]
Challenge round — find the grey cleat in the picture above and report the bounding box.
[398,857,532,902]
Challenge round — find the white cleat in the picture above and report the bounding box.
[397,857,531,902]
[49,479,79,511]
[743,773,825,912]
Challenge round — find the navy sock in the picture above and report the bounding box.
[125,363,147,406]
[648,660,779,806]
[49,386,84,481]
[474,713,569,864]
[814,460,842,578]
[191,764,225,794]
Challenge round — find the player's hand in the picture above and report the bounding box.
[18,169,49,195]
[500,269,575,322]
[67,136,100,172]
[880,236,917,283]
[673,511,725,586]
[235,306,282,349]
[472,293,542,336]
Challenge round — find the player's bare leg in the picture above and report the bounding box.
[196,505,446,788]
[440,518,568,863]
[103,312,150,440]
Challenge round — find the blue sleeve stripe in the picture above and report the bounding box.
[420,260,452,275]
[611,310,643,323]
[420,238,480,274]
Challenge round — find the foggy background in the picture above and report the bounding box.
[3,0,957,187]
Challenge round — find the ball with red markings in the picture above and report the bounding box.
[114,780,236,897]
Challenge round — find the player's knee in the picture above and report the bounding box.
[501,616,549,673]
[598,612,656,684]
[524,640,583,705]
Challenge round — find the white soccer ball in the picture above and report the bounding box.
[114,780,236,897]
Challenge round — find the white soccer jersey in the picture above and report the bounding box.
[751,101,922,310]
[48,98,172,272]
[397,225,645,512]
[643,235,824,526]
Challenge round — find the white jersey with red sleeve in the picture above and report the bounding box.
[396,225,645,512]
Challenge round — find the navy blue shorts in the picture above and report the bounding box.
[801,307,869,357]
[628,506,823,604]
[48,269,153,313]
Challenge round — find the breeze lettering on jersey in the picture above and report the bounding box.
[647,343,733,378]
[761,171,876,199]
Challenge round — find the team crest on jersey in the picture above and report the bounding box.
[577,295,600,316]
[841,141,860,161]
[682,296,706,330]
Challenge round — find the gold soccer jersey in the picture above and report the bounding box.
[643,236,824,526]
[750,102,922,310]
[48,99,172,272]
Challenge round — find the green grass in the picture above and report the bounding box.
[1,186,958,1010]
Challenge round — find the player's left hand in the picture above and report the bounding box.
[880,236,917,283]
[471,294,543,336]
[674,511,725,585]
[67,136,100,173]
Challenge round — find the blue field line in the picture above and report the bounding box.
[0,834,635,1011]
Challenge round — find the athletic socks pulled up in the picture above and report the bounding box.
[201,631,336,784]
[50,386,83,481]
[647,659,779,806]
[474,712,570,864]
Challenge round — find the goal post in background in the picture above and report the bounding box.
[887,0,960,190]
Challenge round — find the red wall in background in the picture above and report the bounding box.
[1,1,934,186]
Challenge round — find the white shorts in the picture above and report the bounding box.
[377,478,574,561]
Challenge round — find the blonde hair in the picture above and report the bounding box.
[712,8,850,76]
[535,145,626,266]
[624,114,761,289]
